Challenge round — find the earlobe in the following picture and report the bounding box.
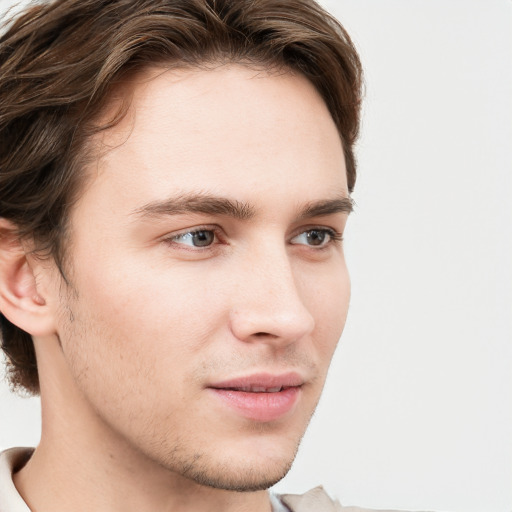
[0,219,56,336]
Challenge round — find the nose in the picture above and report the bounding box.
[229,245,315,349]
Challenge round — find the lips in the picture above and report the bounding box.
[207,372,303,422]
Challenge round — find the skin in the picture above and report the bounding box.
[10,65,351,512]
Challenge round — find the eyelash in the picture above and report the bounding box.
[302,227,343,245]
[161,225,343,251]
[161,225,223,251]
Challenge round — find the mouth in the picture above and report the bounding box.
[218,385,292,393]
[207,372,304,422]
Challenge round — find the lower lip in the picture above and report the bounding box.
[208,386,301,422]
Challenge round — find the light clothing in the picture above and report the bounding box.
[0,447,420,512]
[0,448,33,512]
[274,486,418,512]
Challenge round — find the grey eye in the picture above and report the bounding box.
[191,230,215,247]
[173,230,215,247]
[291,229,331,247]
[305,230,327,246]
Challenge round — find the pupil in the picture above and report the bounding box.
[307,230,325,246]
[193,230,214,247]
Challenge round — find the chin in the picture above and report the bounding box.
[158,433,301,492]
[181,454,295,492]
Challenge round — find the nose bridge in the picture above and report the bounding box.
[229,239,315,344]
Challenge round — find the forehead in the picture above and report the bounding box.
[80,64,347,217]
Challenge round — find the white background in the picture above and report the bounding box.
[1,1,511,511]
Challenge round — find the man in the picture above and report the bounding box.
[0,1,409,511]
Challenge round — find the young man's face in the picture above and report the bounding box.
[45,65,350,491]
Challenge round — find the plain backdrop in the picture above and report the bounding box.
[1,1,511,512]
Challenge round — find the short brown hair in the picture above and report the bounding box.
[0,0,363,394]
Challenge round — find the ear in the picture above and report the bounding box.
[0,219,56,337]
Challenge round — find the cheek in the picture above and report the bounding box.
[304,261,350,360]
[60,257,226,394]
[55,269,228,442]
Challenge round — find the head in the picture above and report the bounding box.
[0,0,362,491]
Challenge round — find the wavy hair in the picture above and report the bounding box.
[0,0,363,394]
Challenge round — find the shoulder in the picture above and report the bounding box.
[0,447,33,512]
[274,486,341,511]
[275,486,430,512]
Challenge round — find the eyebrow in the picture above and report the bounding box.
[132,193,353,221]
[297,197,354,219]
[133,193,255,220]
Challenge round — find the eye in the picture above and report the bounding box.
[169,229,216,248]
[290,228,341,247]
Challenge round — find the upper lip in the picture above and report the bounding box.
[208,372,304,392]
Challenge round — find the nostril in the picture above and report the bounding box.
[230,305,314,345]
